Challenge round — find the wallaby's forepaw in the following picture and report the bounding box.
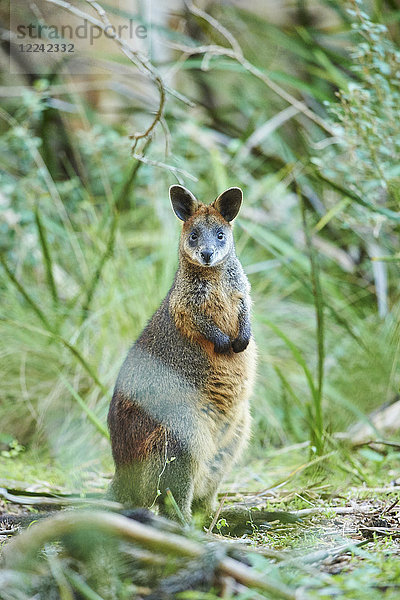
[213,333,232,354]
[232,335,250,353]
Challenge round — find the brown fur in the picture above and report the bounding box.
[108,186,256,521]
[109,393,166,462]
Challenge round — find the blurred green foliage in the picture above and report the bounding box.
[324,4,400,208]
[0,0,399,483]
[3,3,400,598]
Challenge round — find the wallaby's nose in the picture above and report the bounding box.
[201,249,214,264]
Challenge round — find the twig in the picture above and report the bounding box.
[354,440,400,451]
[359,526,400,537]
[185,1,242,56]
[292,505,375,518]
[284,540,370,566]
[3,511,300,600]
[34,207,58,306]
[169,2,334,134]
[350,486,400,494]
[43,0,166,151]
[207,493,227,534]
[131,153,198,182]
[0,526,19,535]
[382,499,399,515]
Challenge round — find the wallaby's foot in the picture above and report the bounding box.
[232,335,250,353]
[208,505,301,536]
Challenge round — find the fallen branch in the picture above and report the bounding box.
[3,510,300,600]
[350,486,400,494]
[0,487,122,510]
[284,539,370,566]
[292,505,376,518]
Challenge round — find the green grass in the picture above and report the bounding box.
[1,0,399,473]
[3,445,400,599]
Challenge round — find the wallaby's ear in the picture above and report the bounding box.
[212,187,243,222]
[169,185,199,222]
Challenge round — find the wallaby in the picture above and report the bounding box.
[108,185,257,522]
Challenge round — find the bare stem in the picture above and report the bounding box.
[43,0,166,150]
[172,2,334,134]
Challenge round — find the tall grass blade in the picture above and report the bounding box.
[34,206,58,306]
[0,256,52,330]
[60,375,109,439]
[301,194,325,454]
[165,489,187,526]
[80,212,118,325]
[258,316,317,401]
[273,366,303,408]
[314,171,400,223]
[259,315,325,453]
[64,570,105,600]
[0,316,107,396]
[314,198,350,232]
[274,366,304,441]
[242,220,366,350]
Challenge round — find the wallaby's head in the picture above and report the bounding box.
[170,186,242,268]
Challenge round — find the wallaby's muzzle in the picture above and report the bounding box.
[200,249,214,265]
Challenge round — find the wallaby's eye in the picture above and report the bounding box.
[217,231,224,240]
[190,232,198,242]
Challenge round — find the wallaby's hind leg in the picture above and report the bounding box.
[157,452,194,523]
[109,453,195,524]
[192,486,219,523]
[108,460,160,508]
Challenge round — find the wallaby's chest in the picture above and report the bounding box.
[202,286,242,339]
[191,277,243,337]
[168,263,255,417]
